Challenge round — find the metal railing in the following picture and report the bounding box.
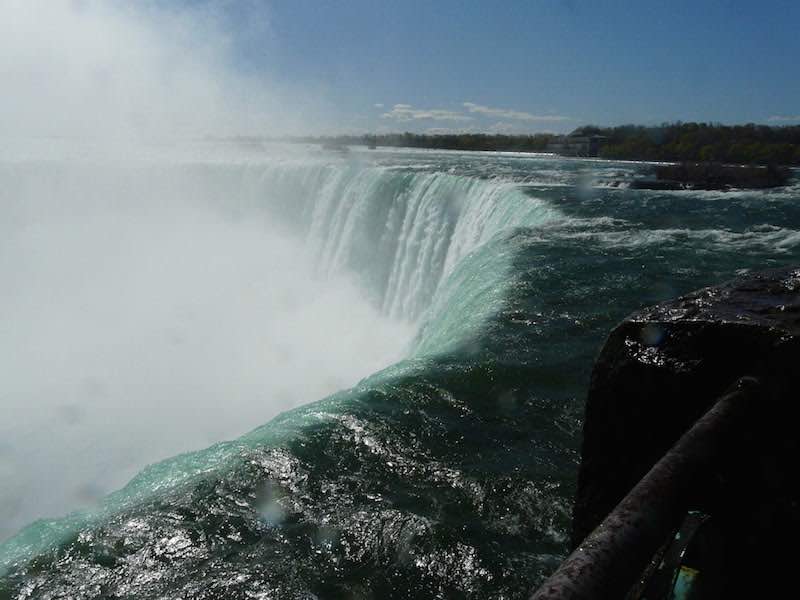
[530,377,760,600]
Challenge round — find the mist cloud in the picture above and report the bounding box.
[0,0,319,139]
[0,1,409,539]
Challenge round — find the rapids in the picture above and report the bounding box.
[1,143,799,598]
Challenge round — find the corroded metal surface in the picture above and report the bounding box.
[573,266,800,566]
[530,377,760,600]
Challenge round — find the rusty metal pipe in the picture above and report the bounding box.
[530,376,760,600]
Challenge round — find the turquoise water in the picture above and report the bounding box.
[2,147,799,598]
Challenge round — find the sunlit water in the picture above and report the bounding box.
[1,142,799,598]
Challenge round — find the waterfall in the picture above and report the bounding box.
[237,159,564,321]
[0,150,566,577]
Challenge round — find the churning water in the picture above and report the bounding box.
[1,142,799,598]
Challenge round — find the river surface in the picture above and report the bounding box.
[1,142,799,598]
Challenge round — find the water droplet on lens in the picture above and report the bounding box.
[640,324,665,346]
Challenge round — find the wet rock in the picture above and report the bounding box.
[572,266,800,595]
[628,178,684,190]
[654,162,792,190]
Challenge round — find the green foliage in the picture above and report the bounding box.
[295,122,800,166]
[597,122,800,166]
[302,132,556,153]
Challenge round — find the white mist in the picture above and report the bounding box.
[0,0,385,540]
[0,150,412,540]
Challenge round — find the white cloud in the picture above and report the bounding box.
[381,104,473,122]
[463,102,571,122]
[486,121,521,133]
[373,103,384,108]
[424,126,473,134]
[768,115,800,123]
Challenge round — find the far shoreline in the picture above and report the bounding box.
[223,121,800,169]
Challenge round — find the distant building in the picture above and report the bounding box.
[546,134,608,157]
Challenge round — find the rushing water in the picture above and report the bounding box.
[1,143,799,598]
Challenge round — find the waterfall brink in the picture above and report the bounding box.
[0,152,567,571]
[5,146,798,598]
[0,150,566,539]
[248,160,563,321]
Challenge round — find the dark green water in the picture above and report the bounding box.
[2,148,799,598]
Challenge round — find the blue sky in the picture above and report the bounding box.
[9,0,796,137]
[214,0,798,134]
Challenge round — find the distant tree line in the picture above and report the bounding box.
[579,122,800,166]
[294,122,800,166]
[297,132,555,153]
